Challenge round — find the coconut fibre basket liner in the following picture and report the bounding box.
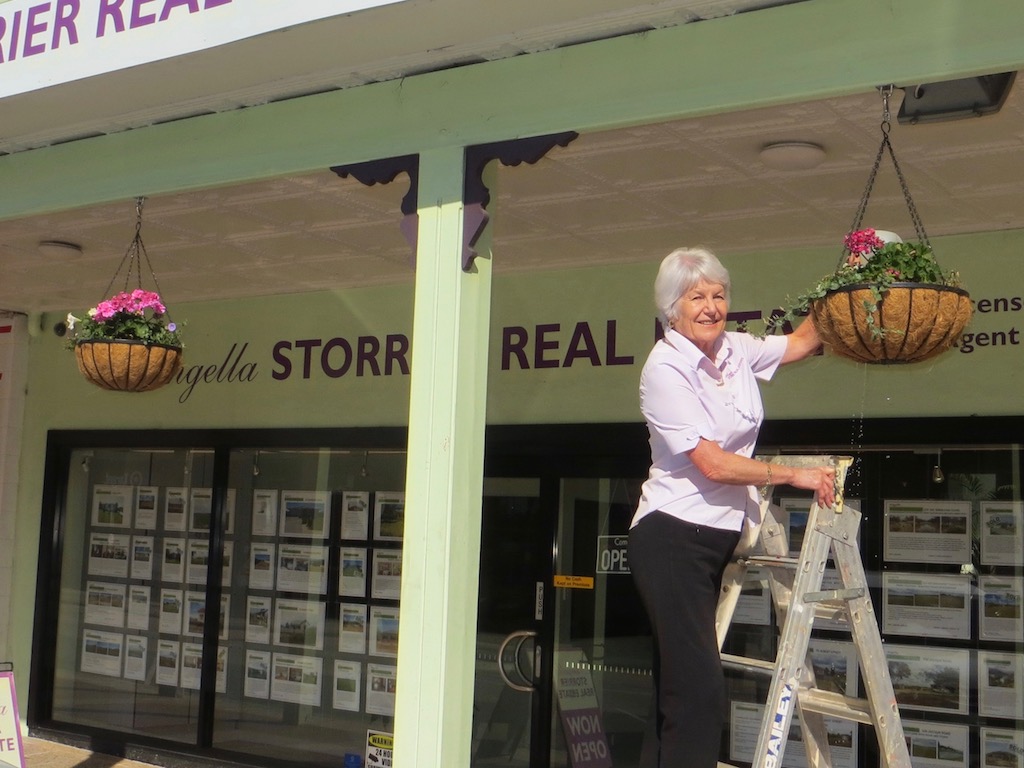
[809,283,972,364]
[75,340,183,392]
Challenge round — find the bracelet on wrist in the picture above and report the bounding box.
[760,463,773,499]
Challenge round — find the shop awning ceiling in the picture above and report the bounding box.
[0,0,804,157]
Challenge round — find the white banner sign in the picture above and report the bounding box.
[0,0,406,98]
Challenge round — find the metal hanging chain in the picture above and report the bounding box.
[98,197,175,322]
[839,85,933,268]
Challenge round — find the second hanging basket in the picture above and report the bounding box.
[75,339,183,392]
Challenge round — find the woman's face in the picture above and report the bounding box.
[670,279,728,356]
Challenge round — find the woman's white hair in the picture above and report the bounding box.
[654,247,731,328]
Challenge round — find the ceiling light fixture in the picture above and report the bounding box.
[758,141,826,171]
[932,449,945,484]
[38,240,83,259]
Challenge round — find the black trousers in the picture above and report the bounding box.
[629,511,741,768]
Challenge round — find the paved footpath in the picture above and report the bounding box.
[22,736,158,768]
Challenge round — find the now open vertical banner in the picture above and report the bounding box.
[0,667,25,768]
[554,650,612,768]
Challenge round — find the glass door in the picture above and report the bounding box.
[472,477,554,768]
[548,477,653,768]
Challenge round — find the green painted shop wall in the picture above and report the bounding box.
[22,227,1023,431]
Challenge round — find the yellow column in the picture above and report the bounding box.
[393,146,493,767]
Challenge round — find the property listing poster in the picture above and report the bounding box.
[807,639,858,697]
[902,719,969,768]
[339,604,368,654]
[881,572,971,639]
[373,492,405,541]
[84,581,127,628]
[779,498,860,557]
[978,575,1024,642]
[883,644,970,715]
[341,491,370,540]
[245,650,271,699]
[339,548,368,598]
[246,595,272,645]
[249,543,276,590]
[252,489,278,536]
[135,486,158,529]
[88,533,130,578]
[365,663,396,716]
[279,491,330,539]
[368,606,399,658]
[979,501,1023,566]
[981,727,1023,768]
[157,640,180,686]
[883,500,971,564]
[91,485,133,528]
[371,549,402,600]
[277,544,328,594]
[123,635,148,681]
[131,535,154,580]
[729,701,856,768]
[333,659,362,712]
[270,653,323,706]
[733,566,771,626]
[80,629,124,677]
[977,650,1024,720]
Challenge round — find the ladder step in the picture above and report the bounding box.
[741,554,799,569]
[721,653,775,675]
[716,668,875,724]
[773,592,851,624]
[798,688,874,725]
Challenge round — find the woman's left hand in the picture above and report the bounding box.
[789,465,836,508]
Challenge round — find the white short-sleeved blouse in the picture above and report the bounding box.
[631,328,787,532]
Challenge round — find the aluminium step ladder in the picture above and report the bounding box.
[714,455,911,768]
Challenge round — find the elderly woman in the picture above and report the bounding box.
[629,247,836,768]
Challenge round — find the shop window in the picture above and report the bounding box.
[35,435,407,767]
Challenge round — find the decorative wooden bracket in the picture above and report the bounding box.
[330,132,577,271]
[330,155,420,263]
[331,154,419,214]
[461,131,577,270]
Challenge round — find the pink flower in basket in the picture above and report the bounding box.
[90,289,167,321]
[843,229,885,267]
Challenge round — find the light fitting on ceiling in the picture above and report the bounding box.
[38,240,83,259]
[758,141,826,170]
[898,72,1016,124]
[932,450,945,484]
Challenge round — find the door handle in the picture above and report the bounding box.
[496,629,538,692]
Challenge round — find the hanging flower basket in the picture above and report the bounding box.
[771,87,972,365]
[65,198,185,393]
[75,339,183,392]
[810,282,972,364]
[774,230,971,364]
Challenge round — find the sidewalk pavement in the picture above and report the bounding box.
[23,736,157,768]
